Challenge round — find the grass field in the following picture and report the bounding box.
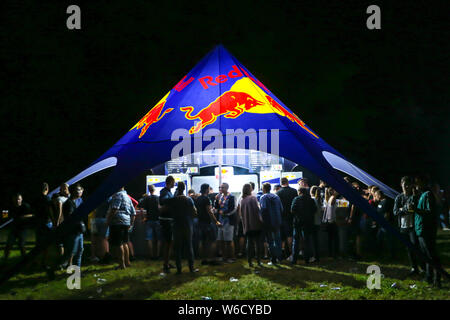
[0,231,449,300]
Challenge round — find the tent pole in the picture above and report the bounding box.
[218,149,222,188]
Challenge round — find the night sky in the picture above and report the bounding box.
[2,1,449,207]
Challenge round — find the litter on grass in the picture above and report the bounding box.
[331,287,341,290]
[96,278,107,284]
[229,277,239,282]
[201,296,212,300]
[319,284,328,288]
[409,284,417,289]
[391,283,400,289]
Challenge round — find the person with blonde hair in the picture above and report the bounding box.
[322,187,339,258]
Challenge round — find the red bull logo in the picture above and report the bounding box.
[131,92,173,138]
[265,95,318,139]
[180,92,263,134]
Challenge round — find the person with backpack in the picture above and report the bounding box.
[259,183,283,264]
[291,187,317,264]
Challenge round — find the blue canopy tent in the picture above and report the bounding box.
[2,44,446,284]
[49,44,399,234]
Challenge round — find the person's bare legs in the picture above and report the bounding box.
[103,237,109,257]
[287,237,293,257]
[123,243,131,267]
[127,241,134,258]
[113,245,125,269]
[230,241,235,259]
[239,237,245,256]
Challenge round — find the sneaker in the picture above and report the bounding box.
[190,268,199,273]
[442,227,450,231]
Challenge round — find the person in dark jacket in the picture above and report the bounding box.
[138,185,161,260]
[215,183,236,263]
[414,175,442,288]
[195,184,221,265]
[291,188,317,264]
[159,176,175,273]
[393,176,424,276]
[3,193,33,263]
[33,183,55,275]
[276,177,298,259]
[61,184,85,268]
[166,182,198,274]
[260,183,283,264]
[374,190,396,258]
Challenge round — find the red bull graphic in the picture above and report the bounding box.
[180,92,264,134]
[131,92,173,138]
[180,77,319,139]
[265,95,318,139]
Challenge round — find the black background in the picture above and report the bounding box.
[1,1,449,207]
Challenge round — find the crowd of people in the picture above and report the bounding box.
[1,174,449,287]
